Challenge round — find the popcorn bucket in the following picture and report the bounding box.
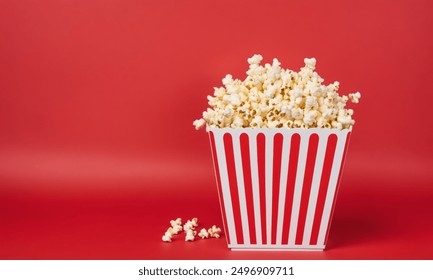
[208,128,351,250]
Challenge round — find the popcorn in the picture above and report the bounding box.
[194,55,361,130]
[170,225,182,234]
[303,110,318,126]
[208,225,222,238]
[251,115,264,128]
[331,121,343,130]
[291,108,304,120]
[162,229,173,242]
[193,119,206,130]
[185,229,196,242]
[183,222,193,231]
[170,218,182,227]
[198,228,209,239]
[231,115,244,128]
[222,74,233,86]
[162,218,222,243]
[305,96,318,110]
[304,58,317,70]
[167,218,183,234]
[247,54,263,65]
[183,218,198,231]
[349,92,361,103]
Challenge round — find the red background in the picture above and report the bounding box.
[1,0,432,259]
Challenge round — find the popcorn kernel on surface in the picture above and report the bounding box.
[162,218,222,243]
[185,229,196,242]
[198,228,209,239]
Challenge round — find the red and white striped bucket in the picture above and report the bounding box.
[208,128,351,250]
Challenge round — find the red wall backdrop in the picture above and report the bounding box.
[1,0,432,259]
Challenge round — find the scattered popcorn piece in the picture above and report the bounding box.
[170,218,182,227]
[193,119,206,130]
[171,224,182,234]
[185,229,196,242]
[183,222,192,231]
[162,235,172,242]
[208,225,222,238]
[167,218,183,234]
[162,230,173,242]
[183,218,198,231]
[198,228,209,239]
[348,92,361,103]
[163,218,223,243]
[194,55,361,130]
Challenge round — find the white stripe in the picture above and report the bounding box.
[288,132,310,245]
[213,131,237,245]
[302,133,328,245]
[232,133,250,244]
[317,132,348,246]
[229,244,325,250]
[265,132,274,244]
[276,132,291,245]
[248,132,262,244]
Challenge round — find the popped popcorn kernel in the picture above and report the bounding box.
[162,235,172,242]
[194,55,361,130]
[183,221,194,231]
[185,229,196,242]
[170,218,182,227]
[247,54,263,65]
[208,225,222,238]
[162,218,223,243]
[183,218,198,231]
[193,119,206,130]
[162,230,173,242]
[198,228,209,239]
[304,58,317,70]
[349,92,361,103]
[171,224,182,234]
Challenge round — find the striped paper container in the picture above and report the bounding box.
[207,128,351,250]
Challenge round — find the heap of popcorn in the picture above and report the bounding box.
[193,55,361,130]
[162,217,222,242]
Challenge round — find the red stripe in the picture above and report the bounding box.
[240,133,256,244]
[309,134,337,245]
[271,133,283,244]
[281,134,300,244]
[257,133,267,244]
[209,132,230,244]
[223,133,244,244]
[295,133,319,245]
[324,131,351,245]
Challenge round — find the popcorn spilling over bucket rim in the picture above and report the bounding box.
[193,54,361,130]
[207,127,351,250]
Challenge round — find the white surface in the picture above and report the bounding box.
[1,260,430,280]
